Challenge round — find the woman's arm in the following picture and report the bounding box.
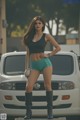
[25,46,30,69]
[46,34,61,57]
[24,46,31,78]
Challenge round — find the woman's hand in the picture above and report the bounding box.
[24,68,31,78]
[40,53,49,58]
[43,53,49,57]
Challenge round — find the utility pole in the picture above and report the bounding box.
[79,11,80,56]
[0,0,7,55]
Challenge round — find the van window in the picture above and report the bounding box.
[4,55,25,75]
[3,54,74,76]
[49,55,74,75]
[78,56,80,70]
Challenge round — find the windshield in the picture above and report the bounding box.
[4,55,25,75]
[49,55,74,75]
[3,54,74,75]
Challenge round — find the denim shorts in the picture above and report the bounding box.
[31,58,52,72]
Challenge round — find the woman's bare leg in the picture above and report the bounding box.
[43,66,53,119]
[43,66,52,91]
[24,69,40,119]
[26,69,40,92]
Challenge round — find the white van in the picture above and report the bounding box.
[0,51,80,120]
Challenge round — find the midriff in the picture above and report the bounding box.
[30,53,44,61]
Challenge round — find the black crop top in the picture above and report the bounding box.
[27,33,46,54]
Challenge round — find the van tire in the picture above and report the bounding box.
[66,116,80,120]
[7,116,15,120]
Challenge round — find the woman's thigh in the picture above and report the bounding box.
[43,66,53,91]
[26,69,40,92]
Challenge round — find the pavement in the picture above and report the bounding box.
[15,117,66,120]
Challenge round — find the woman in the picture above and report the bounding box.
[23,16,61,120]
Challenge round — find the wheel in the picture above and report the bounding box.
[7,116,15,120]
[66,116,80,120]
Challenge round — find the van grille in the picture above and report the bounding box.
[16,95,58,102]
[14,81,59,90]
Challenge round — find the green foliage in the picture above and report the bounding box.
[6,0,80,37]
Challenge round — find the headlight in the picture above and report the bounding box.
[0,82,16,90]
[58,81,75,90]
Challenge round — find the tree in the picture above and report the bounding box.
[63,3,80,33]
[6,0,80,37]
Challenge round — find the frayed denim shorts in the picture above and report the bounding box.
[31,58,52,72]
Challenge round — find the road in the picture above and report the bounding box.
[15,117,66,120]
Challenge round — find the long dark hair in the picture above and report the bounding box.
[24,16,45,45]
